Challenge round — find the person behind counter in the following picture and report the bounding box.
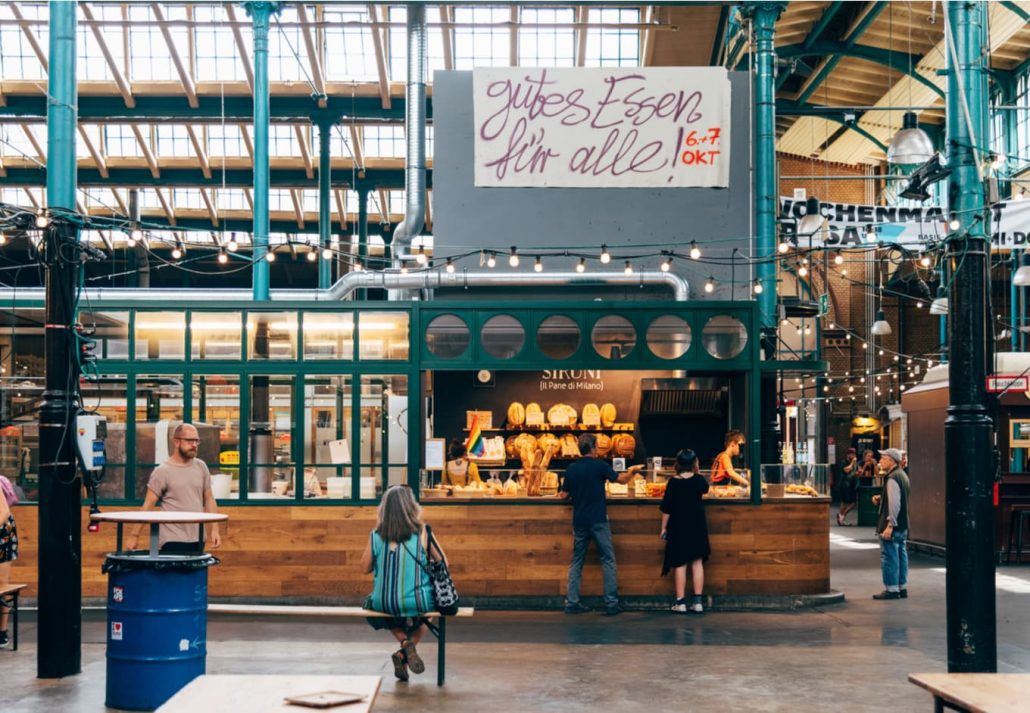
[442,439,483,488]
[361,485,449,682]
[660,450,710,614]
[860,450,878,481]
[710,430,749,487]
[561,433,644,616]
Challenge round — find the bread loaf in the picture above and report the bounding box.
[612,433,636,457]
[594,433,613,457]
[507,402,526,427]
[581,403,601,426]
[560,433,581,458]
[536,432,560,454]
[600,403,617,428]
[525,402,543,424]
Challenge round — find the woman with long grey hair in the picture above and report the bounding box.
[361,484,448,682]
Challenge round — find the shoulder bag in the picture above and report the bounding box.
[405,524,460,615]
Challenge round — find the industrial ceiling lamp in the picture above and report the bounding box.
[871,310,892,336]
[1013,253,1030,286]
[797,196,825,237]
[887,111,934,166]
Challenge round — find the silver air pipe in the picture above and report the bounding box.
[389,3,427,293]
[0,271,689,304]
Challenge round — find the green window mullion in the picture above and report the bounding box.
[126,372,136,500]
[291,369,303,502]
[350,368,361,501]
[239,366,250,502]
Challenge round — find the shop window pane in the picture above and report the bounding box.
[536,315,580,359]
[191,375,241,501]
[135,312,186,360]
[303,312,354,360]
[647,315,692,359]
[82,375,130,499]
[133,375,186,499]
[247,312,298,360]
[702,315,748,360]
[359,312,409,360]
[359,375,408,499]
[79,310,129,359]
[304,376,353,500]
[190,312,242,360]
[425,314,470,359]
[481,315,525,359]
[247,375,294,499]
[592,315,636,360]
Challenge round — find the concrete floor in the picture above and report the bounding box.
[3,519,1030,712]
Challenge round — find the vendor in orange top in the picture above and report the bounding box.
[710,430,749,487]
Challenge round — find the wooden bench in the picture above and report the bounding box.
[909,672,1030,712]
[0,583,27,651]
[208,604,474,686]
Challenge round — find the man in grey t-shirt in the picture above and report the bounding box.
[127,423,222,553]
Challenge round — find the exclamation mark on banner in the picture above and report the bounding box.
[669,126,684,182]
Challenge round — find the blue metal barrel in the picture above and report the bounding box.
[103,554,217,711]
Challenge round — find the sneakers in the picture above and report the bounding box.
[564,602,592,614]
[670,599,688,614]
[391,650,409,681]
[604,604,625,617]
[689,602,704,613]
[0,630,8,648]
[899,589,908,599]
[872,590,902,600]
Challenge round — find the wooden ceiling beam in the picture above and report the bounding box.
[439,5,454,70]
[78,126,109,178]
[376,188,390,223]
[575,6,589,67]
[641,6,657,67]
[509,5,519,67]
[111,188,128,216]
[244,188,254,212]
[132,125,161,178]
[185,126,212,179]
[81,3,135,108]
[368,4,393,110]
[8,2,48,72]
[151,3,199,108]
[296,4,327,107]
[200,187,219,227]
[22,187,39,209]
[21,124,44,163]
[240,124,255,160]
[290,189,305,229]
[155,187,176,226]
[349,125,366,172]
[224,4,255,93]
[295,125,314,179]
[334,188,348,231]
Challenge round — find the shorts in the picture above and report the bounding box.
[840,479,857,504]
[365,615,429,637]
[0,515,18,564]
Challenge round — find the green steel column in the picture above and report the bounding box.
[356,186,369,299]
[944,0,996,673]
[246,2,281,300]
[743,2,786,475]
[38,0,81,678]
[317,120,332,288]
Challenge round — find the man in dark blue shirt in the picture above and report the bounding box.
[560,433,643,616]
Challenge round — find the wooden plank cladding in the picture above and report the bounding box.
[12,501,829,602]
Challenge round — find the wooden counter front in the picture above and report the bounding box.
[12,500,829,602]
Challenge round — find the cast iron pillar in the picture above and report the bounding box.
[356,185,370,299]
[743,1,787,471]
[246,2,281,300]
[317,119,332,289]
[944,0,996,673]
[38,0,81,678]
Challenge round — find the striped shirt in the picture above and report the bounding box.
[366,529,434,617]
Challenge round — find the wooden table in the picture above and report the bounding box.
[156,674,381,712]
[91,511,228,557]
[909,672,1030,713]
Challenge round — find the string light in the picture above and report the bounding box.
[624,260,633,275]
[227,233,239,252]
[752,279,763,294]
[217,249,228,264]
[171,243,183,260]
[834,252,844,265]
[689,241,701,260]
[486,252,497,268]
[661,255,673,272]
[509,246,520,267]
[266,250,276,263]
[778,240,790,254]
[798,264,808,278]
[576,257,586,273]
[445,258,455,273]
[400,265,409,274]
[949,215,960,231]
[0,233,6,246]
[35,209,49,229]
[600,245,611,264]
[416,251,428,266]
[919,255,932,268]
[126,233,137,248]
[306,248,317,262]
[322,247,333,260]
[704,276,715,293]
[534,256,543,273]
[353,260,363,272]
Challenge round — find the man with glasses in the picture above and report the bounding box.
[127,423,222,554]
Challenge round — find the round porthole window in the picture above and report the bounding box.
[646,315,692,359]
[701,315,748,360]
[536,315,581,360]
[591,315,636,360]
[481,314,526,359]
[425,314,470,359]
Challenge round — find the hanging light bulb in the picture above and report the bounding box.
[887,111,934,165]
[126,233,137,248]
[600,245,611,264]
[0,232,6,246]
[624,260,633,275]
[871,310,892,336]
[171,244,183,260]
[306,248,317,262]
[266,250,276,262]
[927,360,934,368]
[841,267,848,277]
[353,260,363,272]
[915,301,923,309]
[752,279,763,294]
[778,239,791,254]
[416,251,428,266]
[217,249,228,264]
[486,252,497,268]
[797,196,825,236]
[849,386,855,393]
[704,276,715,293]
[949,214,961,231]
[1015,190,1025,201]
[445,258,455,273]
[865,225,877,243]
[661,255,673,272]
[576,257,586,273]
[509,246,520,267]
[919,255,932,268]
[330,235,340,248]
[879,349,885,356]
[798,264,808,278]
[322,247,333,260]
[534,256,543,273]
[1014,253,1030,286]
[804,326,812,336]
[929,286,949,315]
[400,265,409,274]
[834,252,844,266]
[689,241,701,260]
[35,209,49,229]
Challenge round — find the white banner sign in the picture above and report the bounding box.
[473,67,731,188]
[779,197,1030,250]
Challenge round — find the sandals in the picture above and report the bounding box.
[836,512,845,526]
[391,650,409,681]
[401,639,425,674]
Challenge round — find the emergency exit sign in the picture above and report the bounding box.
[818,294,829,316]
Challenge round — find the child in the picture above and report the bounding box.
[710,430,749,486]
[660,450,711,613]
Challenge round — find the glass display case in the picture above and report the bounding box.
[760,464,830,498]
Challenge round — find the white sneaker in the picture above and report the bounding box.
[689,602,704,613]
[670,602,687,613]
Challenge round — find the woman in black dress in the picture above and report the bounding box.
[660,450,710,613]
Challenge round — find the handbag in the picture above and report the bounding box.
[405,524,459,615]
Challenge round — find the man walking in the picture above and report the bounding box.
[871,448,909,600]
[127,423,222,553]
[560,433,643,616]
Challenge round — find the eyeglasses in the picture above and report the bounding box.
[175,437,201,444]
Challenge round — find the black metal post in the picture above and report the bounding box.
[944,0,996,673]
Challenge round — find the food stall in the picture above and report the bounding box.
[5,298,831,603]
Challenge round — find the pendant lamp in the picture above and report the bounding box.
[929,287,949,316]
[871,310,892,336]
[887,112,934,166]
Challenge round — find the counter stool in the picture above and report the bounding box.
[1007,506,1030,564]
